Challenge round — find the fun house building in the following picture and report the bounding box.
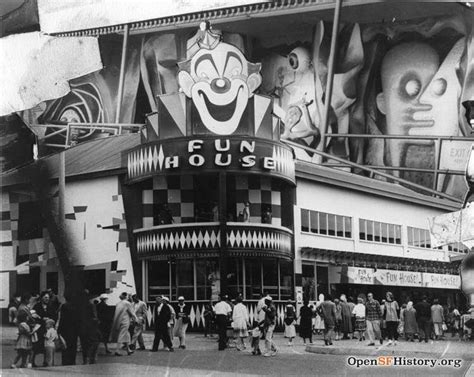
[1,0,473,328]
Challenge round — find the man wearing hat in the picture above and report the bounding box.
[130,295,147,351]
[174,296,191,349]
[151,296,174,352]
[262,296,277,356]
[214,294,232,350]
[96,294,114,354]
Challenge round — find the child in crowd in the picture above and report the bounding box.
[250,321,263,355]
[44,319,58,366]
[11,312,33,369]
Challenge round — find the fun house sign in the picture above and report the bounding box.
[126,23,295,184]
[329,266,461,289]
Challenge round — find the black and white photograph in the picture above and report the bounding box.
[0,1,473,376]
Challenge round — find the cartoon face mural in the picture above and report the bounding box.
[376,40,464,169]
[178,31,262,135]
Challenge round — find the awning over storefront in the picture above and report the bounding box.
[0,31,101,116]
[300,247,461,274]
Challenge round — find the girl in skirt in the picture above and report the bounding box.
[352,297,366,341]
[11,312,33,368]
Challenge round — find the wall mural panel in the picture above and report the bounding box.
[137,15,472,198]
[258,15,473,197]
[20,37,141,154]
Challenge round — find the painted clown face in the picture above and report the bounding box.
[178,42,262,135]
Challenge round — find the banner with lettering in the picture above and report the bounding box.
[330,266,460,290]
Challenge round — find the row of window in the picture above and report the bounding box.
[407,226,470,253]
[301,209,352,238]
[147,257,293,302]
[300,210,467,251]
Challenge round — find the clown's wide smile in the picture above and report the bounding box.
[192,81,248,135]
[198,86,242,122]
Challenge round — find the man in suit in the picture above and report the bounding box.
[151,296,174,352]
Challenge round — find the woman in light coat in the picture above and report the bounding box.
[109,293,137,356]
[401,301,418,342]
[232,296,249,351]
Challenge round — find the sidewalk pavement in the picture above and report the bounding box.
[2,325,473,366]
[306,336,474,360]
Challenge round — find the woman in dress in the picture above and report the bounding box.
[109,292,137,356]
[231,296,249,351]
[284,300,297,346]
[299,299,314,344]
[339,294,353,340]
[352,297,366,341]
[402,301,418,342]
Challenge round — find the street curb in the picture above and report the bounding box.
[305,345,474,360]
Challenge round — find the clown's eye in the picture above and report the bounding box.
[431,78,447,96]
[231,68,241,76]
[405,79,421,98]
[200,72,209,80]
[288,53,299,70]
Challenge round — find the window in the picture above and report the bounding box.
[227,258,242,299]
[301,209,309,232]
[359,219,401,245]
[148,260,170,301]
[245,258,262,299]
[446,242,469,254]
[301,209,352,239]
[176,260,194,301]
[262,258,278,297]
[196,259,219,301]
[407,227,431,248]
[280,261,293,300]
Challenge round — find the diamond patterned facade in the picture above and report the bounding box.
[135,223,293,260]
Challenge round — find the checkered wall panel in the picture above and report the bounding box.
[235,176,281,226]
[142,176,195,227]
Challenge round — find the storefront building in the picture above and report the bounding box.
[294,162,468,309]
[1,1,473,327]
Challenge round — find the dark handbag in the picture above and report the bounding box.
[54,335,67,351]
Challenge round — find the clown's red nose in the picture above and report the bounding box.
[211,77,230,93]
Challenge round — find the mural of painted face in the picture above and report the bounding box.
[178,42,262,135]
[376,40,463,169]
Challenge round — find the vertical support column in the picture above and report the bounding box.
[433,138,442,192]
[317,0,343,161]
[58,151,68,290]
[293,204,303,311]
[115,24,130,123]
[218,172,228,295]
[141,260,147,301]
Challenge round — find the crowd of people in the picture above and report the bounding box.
[298,292,473,347]
[7,289,473,369]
